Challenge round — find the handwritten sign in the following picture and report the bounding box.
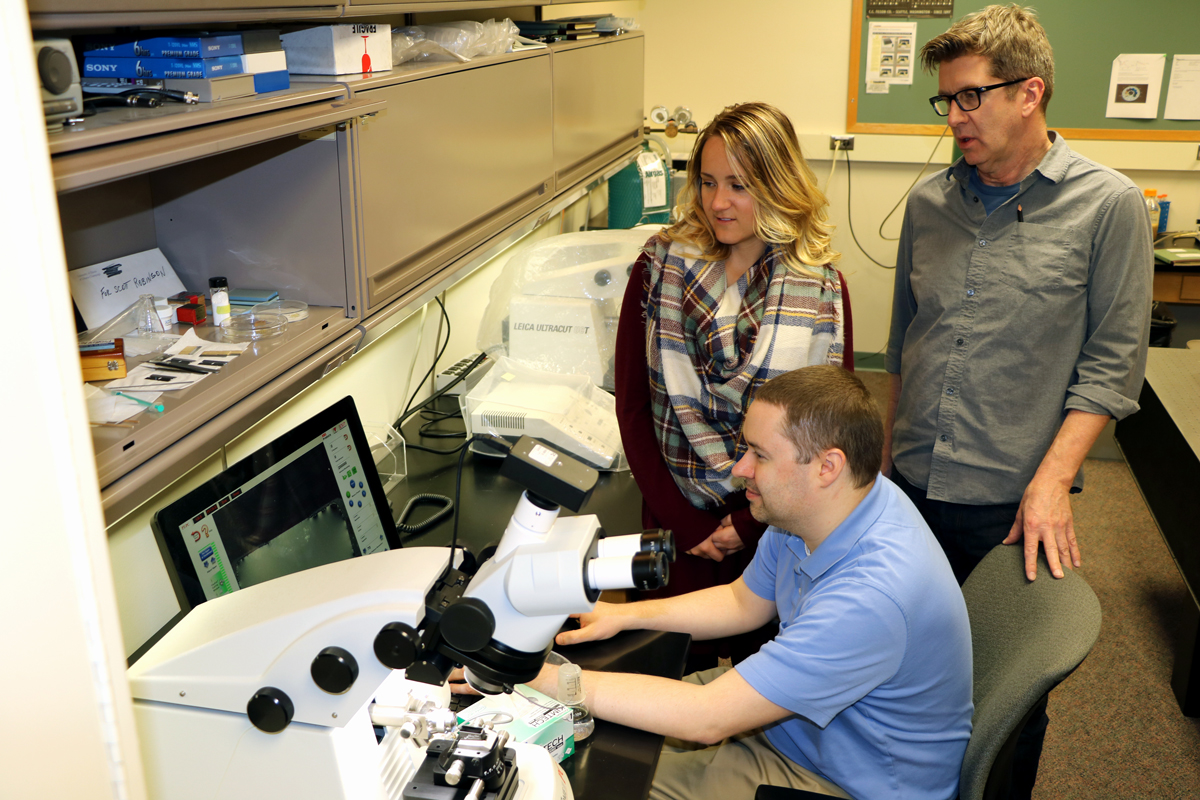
[68,248,187,330]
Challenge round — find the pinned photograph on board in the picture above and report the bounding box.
[1115,84,1147,104]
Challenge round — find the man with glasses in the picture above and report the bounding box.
[884,5,1151,796]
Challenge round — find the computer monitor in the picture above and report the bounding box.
[151,395,401,613]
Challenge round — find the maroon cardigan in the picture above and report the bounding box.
[613,251,854,598]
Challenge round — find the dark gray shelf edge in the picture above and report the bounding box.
[48,85,349,157]
[93,307,357,489]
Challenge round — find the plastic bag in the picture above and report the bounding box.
[461,356,627,472]
[392,19,520,65]
[476,229,659,391]
[594,16,640,32]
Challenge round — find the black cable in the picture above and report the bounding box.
[419,418,467,439]
[389,352,490,456]
[401,297,451,420]
[83,94,162,109]
[396,493,454,538]
[420,406,467,438]
[405,440,470,456]
[395,352,489,430]
[844,150,896,270]
[445,434,512,582]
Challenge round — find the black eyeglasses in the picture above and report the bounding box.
[929,78,1031,116]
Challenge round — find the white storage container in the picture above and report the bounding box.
[281,24,392,75]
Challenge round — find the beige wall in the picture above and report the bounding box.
[555,1,1200,355]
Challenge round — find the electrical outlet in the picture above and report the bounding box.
[830,135,855,151]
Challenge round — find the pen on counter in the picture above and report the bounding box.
[1017,204,1024,223]
[113,391,165,412]
[91,421,136,429]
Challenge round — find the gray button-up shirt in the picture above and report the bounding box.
[886,133,1152,505]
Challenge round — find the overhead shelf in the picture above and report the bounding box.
[52,90,383,192]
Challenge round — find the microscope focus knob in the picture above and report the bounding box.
[311,646,359,694]
[375,622,422,669]
[441,598,495,653]
[247,686,294,733]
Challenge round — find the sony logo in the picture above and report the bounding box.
[85,63,119,73]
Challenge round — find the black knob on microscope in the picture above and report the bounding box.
[374,622,422,669]
[441,598,495,653]
[311,646,359,694]
[247,686,294,733]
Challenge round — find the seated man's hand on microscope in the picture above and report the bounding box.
[555,602,633,646]
[446,666,480,696]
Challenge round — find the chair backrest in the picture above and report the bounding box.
[958,545,1102,800]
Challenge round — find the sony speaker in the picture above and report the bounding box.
[33,38,82,132]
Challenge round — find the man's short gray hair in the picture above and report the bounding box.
[920,4,1055,113]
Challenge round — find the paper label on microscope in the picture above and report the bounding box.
[528,444,558,467]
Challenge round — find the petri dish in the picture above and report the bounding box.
[220,311,287,341]
[250,298,309,322]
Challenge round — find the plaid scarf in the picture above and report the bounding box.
[644,236,843,510]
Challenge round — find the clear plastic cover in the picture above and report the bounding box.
[220,311,287,341]
[391,19,520,65]
[250,298,309,322]
[476,229,658,391]
[461,356,627,472]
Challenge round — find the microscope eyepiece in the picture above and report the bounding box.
[630,552,668,591]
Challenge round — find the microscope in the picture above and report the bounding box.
[128,435,674,800]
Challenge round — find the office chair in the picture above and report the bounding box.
[755,545,1102,800]
[957,545,1101,800]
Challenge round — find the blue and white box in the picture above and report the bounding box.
[84,34,244,59]
[82,55,244,80]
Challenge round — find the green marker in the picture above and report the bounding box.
[113,391,165,413]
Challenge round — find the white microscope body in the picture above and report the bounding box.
[127,436,672,800]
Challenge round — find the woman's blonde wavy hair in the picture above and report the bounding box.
[660,102,839,277]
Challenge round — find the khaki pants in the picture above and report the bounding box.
[649,668,851,800]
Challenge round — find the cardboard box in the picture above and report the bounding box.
[281,24,391,75]
[456,685,575,763]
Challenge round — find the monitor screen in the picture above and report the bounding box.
[152,396,401,611]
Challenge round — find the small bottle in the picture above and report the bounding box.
[1143,189,1160,243]
[209,276,231,326]
[557,663,595,743]
[1157,195,1170,238]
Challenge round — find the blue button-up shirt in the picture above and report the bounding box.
[886,133,1152,503]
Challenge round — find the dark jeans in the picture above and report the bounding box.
[890,468,1046,800]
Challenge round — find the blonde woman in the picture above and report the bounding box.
[614,102,853,665]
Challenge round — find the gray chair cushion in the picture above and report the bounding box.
[958,545,1102,800]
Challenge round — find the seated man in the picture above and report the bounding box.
[467,365,974,799]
